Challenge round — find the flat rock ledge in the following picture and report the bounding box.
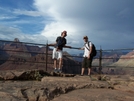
[0,70,134,101]
[0,70,75,80]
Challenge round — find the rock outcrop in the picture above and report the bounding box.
[111,50,134,67]
[0,70,134,101]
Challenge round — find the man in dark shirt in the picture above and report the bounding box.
[48,30,71,73]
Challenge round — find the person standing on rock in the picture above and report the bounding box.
[79,36,93,76]
[48,30,71,73]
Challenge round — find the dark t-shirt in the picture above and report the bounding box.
[55,36,66,50]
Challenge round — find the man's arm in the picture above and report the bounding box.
[88,43,93,58]
[64,45,72,48]
[89,45,93,54]
[78,45,85,50]
[48,42,57,46]
[79,47,84,50]
[48,36,59,46]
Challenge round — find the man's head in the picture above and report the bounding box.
[61,30,67,37]
[83,36,88,42]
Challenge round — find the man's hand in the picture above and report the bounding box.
[88,55,90,59]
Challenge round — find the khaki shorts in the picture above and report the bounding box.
[82,57,93,68]
[52,48,63,59]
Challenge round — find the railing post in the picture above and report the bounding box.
[99,47,102,74]
[45,43,48,71]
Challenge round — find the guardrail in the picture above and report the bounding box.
[0,40,134,74]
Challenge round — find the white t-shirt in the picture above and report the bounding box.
[83,41,92,57]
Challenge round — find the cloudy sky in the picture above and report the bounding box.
[0,0,134,53]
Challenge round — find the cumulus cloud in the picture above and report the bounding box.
[13,9,43,17]
[0,16,17,20]
[0,25,47,45]
[0,0,134,54]
[33,0,134,50]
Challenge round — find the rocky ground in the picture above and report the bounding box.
[0,70,134,101]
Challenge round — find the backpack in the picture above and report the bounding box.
[85,41,97,57]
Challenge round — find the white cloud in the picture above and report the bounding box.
[0,0,134,53]
[117,8,133,18]
[13,9,43,17]
[33,0,87,46]
[0,25,47,45]
[0,16,17,20]
[33,0,134,50]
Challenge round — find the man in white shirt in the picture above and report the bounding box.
[80,36,93,76]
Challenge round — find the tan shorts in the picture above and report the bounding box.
[52,48,63,59]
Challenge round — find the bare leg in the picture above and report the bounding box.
[88,68,91,75]
[53,59,57,69]
[81,68,85,75]
[58,58,62,69]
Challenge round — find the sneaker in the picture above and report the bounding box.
[88,75,92,78]
[54,68,58,73]
[58,69,62,73]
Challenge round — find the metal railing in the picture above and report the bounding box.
[0,40,134,75]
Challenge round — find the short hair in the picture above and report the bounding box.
[61,30,67,36]
[83,36,88,39]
